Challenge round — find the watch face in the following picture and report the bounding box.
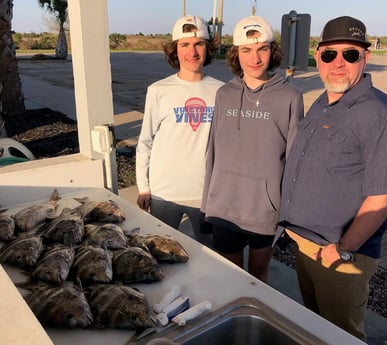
[340,252,353,261]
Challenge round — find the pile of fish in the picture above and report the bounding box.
[0,189,190,331]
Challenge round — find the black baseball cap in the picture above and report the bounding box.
[317,16,371,49]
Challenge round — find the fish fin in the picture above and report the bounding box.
[123,226,141,236]
[14,279,39,291]
[60,207,74,215]
[74,276,84,291]
[49,189,61,203]
[89,322,105,330]
[74,197,89,204]
[29,221,48,236]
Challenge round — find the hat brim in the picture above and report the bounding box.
[317,38,371,49]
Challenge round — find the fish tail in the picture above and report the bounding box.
[74,197,88,204]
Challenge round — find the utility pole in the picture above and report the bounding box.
[212,0,217,35]
[217,0,224,52]
[182,0,186,16]
[252,0,257,15]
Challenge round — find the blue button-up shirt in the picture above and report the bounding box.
[279,74,387,258]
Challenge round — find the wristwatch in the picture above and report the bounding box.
[336,243,355,262]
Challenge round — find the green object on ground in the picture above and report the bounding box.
[0,156,29,166]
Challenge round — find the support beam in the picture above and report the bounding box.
[67,0,117,192]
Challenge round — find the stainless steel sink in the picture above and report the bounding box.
[130,297,327,345]
[177,314,301,345]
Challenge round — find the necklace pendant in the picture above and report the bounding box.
[256,100,260,107]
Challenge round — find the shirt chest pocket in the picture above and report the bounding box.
[316,125,346,144]
[315,125,362,171]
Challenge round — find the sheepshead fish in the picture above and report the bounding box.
[13,189,60,232]
[112,246,164,283]
[0,233,43,267]
[83,223,127,249]
[87,284,156,330]
[22,282,93,328]
[31,244,75,283]
[0,212,15,241]
[71,245,113,283]
[42,212,84,245]
[128,234,189,263]
[72,197,125,223]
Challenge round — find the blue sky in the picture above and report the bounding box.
[12,0,387,36]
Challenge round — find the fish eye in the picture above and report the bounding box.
[66,313,74,320]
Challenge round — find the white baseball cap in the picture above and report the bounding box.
[233,16,273,46]
[172,15,210,41]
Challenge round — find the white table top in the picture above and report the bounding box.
[0,187,364,345]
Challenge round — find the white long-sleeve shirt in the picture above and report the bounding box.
[136,73,224,206]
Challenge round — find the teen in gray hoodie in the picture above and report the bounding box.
[201,16,304,281]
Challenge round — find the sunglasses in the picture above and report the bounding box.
[320,49,361,64]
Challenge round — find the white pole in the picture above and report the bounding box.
[182,0,186,16]
[252,0,256,15]
[67,0,118,192]
[212,0,217,22]
[212,0,217,33]
[217,0,224,52]
[217,0,224,26]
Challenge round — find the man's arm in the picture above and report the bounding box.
[137,192,151,212]
[136,86,159,208]
[319,194,387,263]
[339,194,387,251]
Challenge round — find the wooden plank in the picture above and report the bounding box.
[0,265,54,345]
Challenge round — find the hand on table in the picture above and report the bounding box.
[137,193,151,212]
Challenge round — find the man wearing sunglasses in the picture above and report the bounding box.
[276,16,387,341]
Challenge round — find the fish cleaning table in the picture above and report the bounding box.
[0,187,365,345]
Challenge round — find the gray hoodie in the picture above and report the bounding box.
[201,72,303,235]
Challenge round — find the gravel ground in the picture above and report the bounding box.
[2,108,136,189]
[2,108,386,318]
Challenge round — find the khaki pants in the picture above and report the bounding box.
[286,230,378,341]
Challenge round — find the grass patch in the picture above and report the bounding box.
[16,49,55,55]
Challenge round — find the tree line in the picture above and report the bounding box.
[2,0,386,120]
[14,31,387,53]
